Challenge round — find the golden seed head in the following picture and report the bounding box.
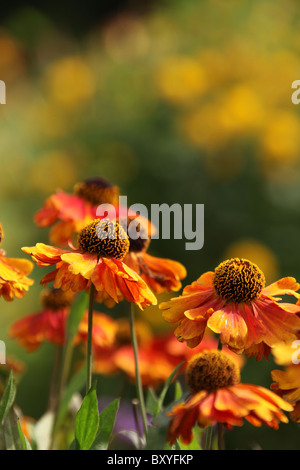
[74,177,119,206]
[41,288,74,311]
[213,258,265,304]
[186,350,240,394]
[78,218,130,260]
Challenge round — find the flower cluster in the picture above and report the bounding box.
[2,175,300,451]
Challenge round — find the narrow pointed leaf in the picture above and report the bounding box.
[75,382,99,450]
[90,398,120,450]
[0,370,16,424]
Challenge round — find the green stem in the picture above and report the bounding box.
[86,282,95,394]
[205,426,213,450]
[49,338,74,449]
[48,345,62,412]
[129,303,148,440]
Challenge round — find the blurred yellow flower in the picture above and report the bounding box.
[156,56,206,105]
[260,111,300,164]
[219,85,265,135]
[179,103,230,150]
[44,56,95,108]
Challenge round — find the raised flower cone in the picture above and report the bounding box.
[160,258,300,357]
[167,350,293,449]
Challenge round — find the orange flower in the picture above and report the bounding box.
[167,350,293,445]
[10,288,118,353]
[271,335,300,423]
[22,218,157,310]
[92,320,243,388]
[91,318,153,377]
[0,223,34,301]
[159,258,300,355]
[9,288,74,351]
[75,310,118,349]
[34,177,120,245]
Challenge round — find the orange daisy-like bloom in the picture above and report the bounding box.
[22,218,157,310]
[34,177,120,245]
[0,223,34,301]
[9,288,75,351]
[167,350,293,445]
[90,318,153,377]
[75,310,118,350]
[159,258,300,355]
[10,288,118,353]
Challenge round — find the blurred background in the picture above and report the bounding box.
[0,0,300,449]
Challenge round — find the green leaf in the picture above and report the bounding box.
[66,292,88,342]
[90,398,120,450]
[146,388,158,415]
[74,382,99,450]
[3,409,23,450]
[174,381,183,401]
[154,361,185,417]
[0,370,16,424]
[56,364,86,429]
[17,421,32,450]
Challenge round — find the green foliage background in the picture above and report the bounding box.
[0,0,300,449]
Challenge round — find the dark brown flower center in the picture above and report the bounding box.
[213,258,265,303]
[127,215,151,253]
[186,350,240,393]
[41,288,74,311]
[78,218,129,260]
[74,177,119,206]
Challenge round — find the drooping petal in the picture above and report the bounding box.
[253,297,300,347]
[22,243,67,267]
[207,304,248,351]
[174,317,206,348]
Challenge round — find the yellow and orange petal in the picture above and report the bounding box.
[124,251,187,294]
[159,262,300,354]
[0,253,34,301]
[22,242,157,310]
[271,363,300,422]
[168,383,293,445]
